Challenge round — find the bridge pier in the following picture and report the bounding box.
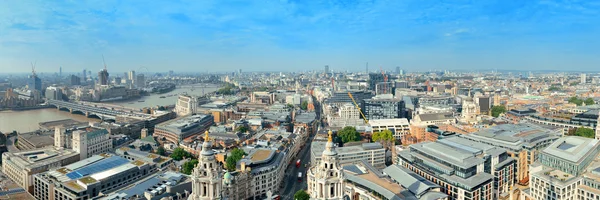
[56,106,60,110]
[69,108,74,114]
[85,112,90,117]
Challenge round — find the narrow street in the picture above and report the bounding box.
[280,96,322,200]
[280,132,315,200]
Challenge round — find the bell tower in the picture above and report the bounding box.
[189,131,223,200]
[307,130,345,199]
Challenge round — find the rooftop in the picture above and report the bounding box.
[411,140,485,169]
[312,142,384,157]
[3,147,79,171]
[369,118,410,126]
[100,172,186,200]
[156,114,212,135]
[461,123,560,151]
[17,130,55,148]
[542,136,599,164]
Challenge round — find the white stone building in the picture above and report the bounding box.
[307,130,345,199]
[176,94,198,117]
[369,118,411,140]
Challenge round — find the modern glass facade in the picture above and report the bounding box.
[362,98,405,120]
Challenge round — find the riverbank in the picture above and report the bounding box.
[0,105,52,111]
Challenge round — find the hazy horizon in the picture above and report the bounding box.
[1,0,599,73]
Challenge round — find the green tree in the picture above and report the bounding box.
[294,190,310,200]
[491,105,507,117]
[372,130,394,143]
[548,86,560,91]
[337,126,361,143]
[575,127,595,139]
[182,159,198,175]
[372,130,395,148]
[300,101,308,110]
[568,97,584,106]
[236,126,249,133]
[225,148,246,171]
[584,98,595,105]
[570,82,580,86]
[155,146,166,156]
[170,148,193,161]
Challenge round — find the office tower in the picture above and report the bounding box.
[399,136,516,199]
[581,73,587,84]
[529,137,600,200]
[113,77,121,85]
[475,95,492,114]
[136,74,145,88]
[82,69,87,80]
[399,69,404,76]
[395,66,400,74]
[395,81,409,89]
[45,86,63,100]
[97,69,109,85]
[362,95,405,120]
[128,70,135,81]
[28,71,42,92]
[175,94,198,116]
[368,73,385,91]
[324,65,329,74]
[59,66,62,77]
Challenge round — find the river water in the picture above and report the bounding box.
[0,83,220,133]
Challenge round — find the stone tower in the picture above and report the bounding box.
[307,130,345,199]
[189,131,223,200]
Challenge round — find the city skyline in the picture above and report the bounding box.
[1,0,599,73]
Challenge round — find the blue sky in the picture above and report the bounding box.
[1,0,599,73]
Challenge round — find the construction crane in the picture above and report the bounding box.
[380,67,388,94]
[348,92,369,124]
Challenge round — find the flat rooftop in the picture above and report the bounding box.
[249,149,274,163]
[312,142,384,157]
[4,147,79,170]
[39,119,89,130]
[542,136,599,164]
[369,118,410,126]
[156,114,212,134]
[17,130,55,148]
[462,123,559,151]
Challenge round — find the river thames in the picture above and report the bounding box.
[0,84,219,133]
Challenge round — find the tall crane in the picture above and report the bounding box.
[348,92,368,124]
[380,67,388,94]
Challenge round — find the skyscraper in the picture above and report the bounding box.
[82,69,87,80]
[127,70,135,82]
[368,73,385,91]
[324,65,329,74]
[395,66,400,74]
[28,70,42,92]
[136,74,145,88]
[70,75,81,86]
[59,66,62,77]
[581,73,587,84]
[97,69,109,85]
